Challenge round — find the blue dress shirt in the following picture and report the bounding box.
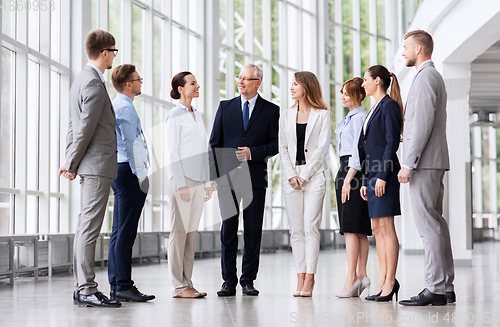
[335,106,367,171]
[113,93,149,179]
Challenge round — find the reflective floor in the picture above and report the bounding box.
[1,241,500,327]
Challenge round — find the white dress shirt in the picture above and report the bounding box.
[239,94,258,160]
[165,104,210,189]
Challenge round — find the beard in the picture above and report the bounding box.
[405,57,416,67]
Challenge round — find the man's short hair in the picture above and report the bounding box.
[111,64,136,92]
[243,64,263,80]
[404,30,434,56]
[85,30,116,60]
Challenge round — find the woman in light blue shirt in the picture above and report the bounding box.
[334,77,372,298]
[166,72,214,298]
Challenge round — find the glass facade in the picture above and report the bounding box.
[0,0,398,236]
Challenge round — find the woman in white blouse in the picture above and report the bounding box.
[166,72,213,298]
[279,71,331,297]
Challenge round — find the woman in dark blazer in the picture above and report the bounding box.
[358,65,404,302]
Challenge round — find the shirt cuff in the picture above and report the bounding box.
[401,164,414,170]
[248,149,252,161]
[204,181,211,188]
[135,167,148,180]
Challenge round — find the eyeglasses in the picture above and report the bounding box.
[235,76,260,82]
[128,77,143,83]
[101,48,119,56]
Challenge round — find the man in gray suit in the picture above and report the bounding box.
[59,30,120,308]
[397,30,455,306]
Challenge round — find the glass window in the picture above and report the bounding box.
[172,25,182,75]
[172,0,182,23]
[220,0,227,45]
[271,0,280,62]
[287,5,299,69]
[234,0,246,50]
[303,0,316,13]
[219,48,228,100]
[51,0,61,62]
[132,4,144,75]
[361,32,370,74]
[2,4,14,38]
[26,195,39,234]
[377,38,386,65]
[189,34,198,74]
[1,48,13,189]
[272,65,281,106]
[154,0,163,12]
[329,0,335,22]
[342,0,352,27]
[302,12,314,71]
[28,3,40,51]
[329,24,335,81]
[254,0,263,57]
[109,0,122,78]
[27,60,40,191]
[360,0,369,31]
[376,0,385,36]
[153,15,163,98]
[0,194,12,235]
[189,0,198,33]
[50,71,61,194]
[234,53,246,94]
[50,197,60,233]
[343,28,353,81]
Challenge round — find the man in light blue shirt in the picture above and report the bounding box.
[108,64,154,302]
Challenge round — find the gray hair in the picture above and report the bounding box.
[242,64,263,81]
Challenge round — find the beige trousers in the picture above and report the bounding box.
[168,178,205,296]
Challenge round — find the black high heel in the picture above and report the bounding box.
[375,279,400,302]
[365,290,382,301]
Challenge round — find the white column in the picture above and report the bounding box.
[473,126,482,228]
[443,62,473,265]
[489,127,498,229]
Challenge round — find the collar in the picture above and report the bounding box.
[347,106,365,117]
[240,94,259,106]
[177,103,197,112]
[86,63,105,83]
[416,59,433,72]
[115,93,133,105]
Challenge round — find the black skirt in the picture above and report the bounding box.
[335,156,372,236]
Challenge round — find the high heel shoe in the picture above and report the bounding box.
[359,277,371,296]
[365,290,382,301]
[375,279,400,302]
[293,291,301,297]
[335,278,361,298]
[300,280,315,297]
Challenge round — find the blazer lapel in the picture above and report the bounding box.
[86,65,115,117]
[304,109,319,147]
[405,60,434,110]
[243,94,263,134]
[234,96,244,132]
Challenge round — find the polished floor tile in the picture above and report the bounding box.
[1,241,500,327]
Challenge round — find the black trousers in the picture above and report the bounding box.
[219,185,266,287]
[108,163,147,292]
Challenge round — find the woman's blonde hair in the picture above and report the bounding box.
[293,71,328,110]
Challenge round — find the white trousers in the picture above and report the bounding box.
[168,178,205,296]
[283,167,326,274]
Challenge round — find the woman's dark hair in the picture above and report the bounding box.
[170,71,192,99]
[366,65,404,135]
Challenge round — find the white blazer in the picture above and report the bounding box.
[279,107,331,182]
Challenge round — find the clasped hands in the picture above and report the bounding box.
[58,166,76,181]
[288,176,306,190]
[360,178,386,201]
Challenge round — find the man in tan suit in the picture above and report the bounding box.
[59,30,120,308]
[397,30,455,306]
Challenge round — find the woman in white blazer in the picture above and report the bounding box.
[166,71,214,298]
[279,71,331,297]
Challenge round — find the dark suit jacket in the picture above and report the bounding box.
[358,95,402,183]
[209,94,279,189]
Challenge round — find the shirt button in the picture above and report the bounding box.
[242,137,246,140]
[363,141,367,145]
[305,149,308,152]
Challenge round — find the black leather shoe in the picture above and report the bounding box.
[114,286,155,302]
[73,290,79,305]
[242,283,259,296]
[446,291,456,303]
[217,282,236,297]
[76,291,121,308]
[399,288,447,306]
[365,291,382,301]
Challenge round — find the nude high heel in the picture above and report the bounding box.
[335,278,361,298]
[359,277,371,297]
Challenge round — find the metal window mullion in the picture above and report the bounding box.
[489,127,498,228]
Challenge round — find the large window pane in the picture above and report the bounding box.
[342,0,352,27]
[271,0,280,62]
[154,0,163,12]
[172,0,182,23]
[189,34,198,74]
[234,0,246,51]
[132,5,144,75]
[302,12,314,71]
[51,0,61,62]
[2,4,14,38]
[50,197,60,234]
[287,5,299,69]
[343,29,353,81]
[376,0,385,36]
[1,48,13,189]
[254,0,263,57]
[329,24,335,81]
[234,53,246,94]
[0,194,12,235]
[153,15,163,98]
[189,0,198,33]
[220,0,227,45]
[329,0,335,22]
[172,25,182,75]
[361,32,370,74]
[303,0,316,13]
[219,48,228,100]
[377,38,386,65]
[27,195,39,234]
[50,72,60,194]
[109,0,122,76]
[28,3,40,51]
[360,0,369,31]
[27,60,40,191]
[271,65,281,106]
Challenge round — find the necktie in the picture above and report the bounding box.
[243,100,249,130]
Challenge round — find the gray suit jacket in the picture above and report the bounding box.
[402,60,450,170]
[65,65,117,179]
